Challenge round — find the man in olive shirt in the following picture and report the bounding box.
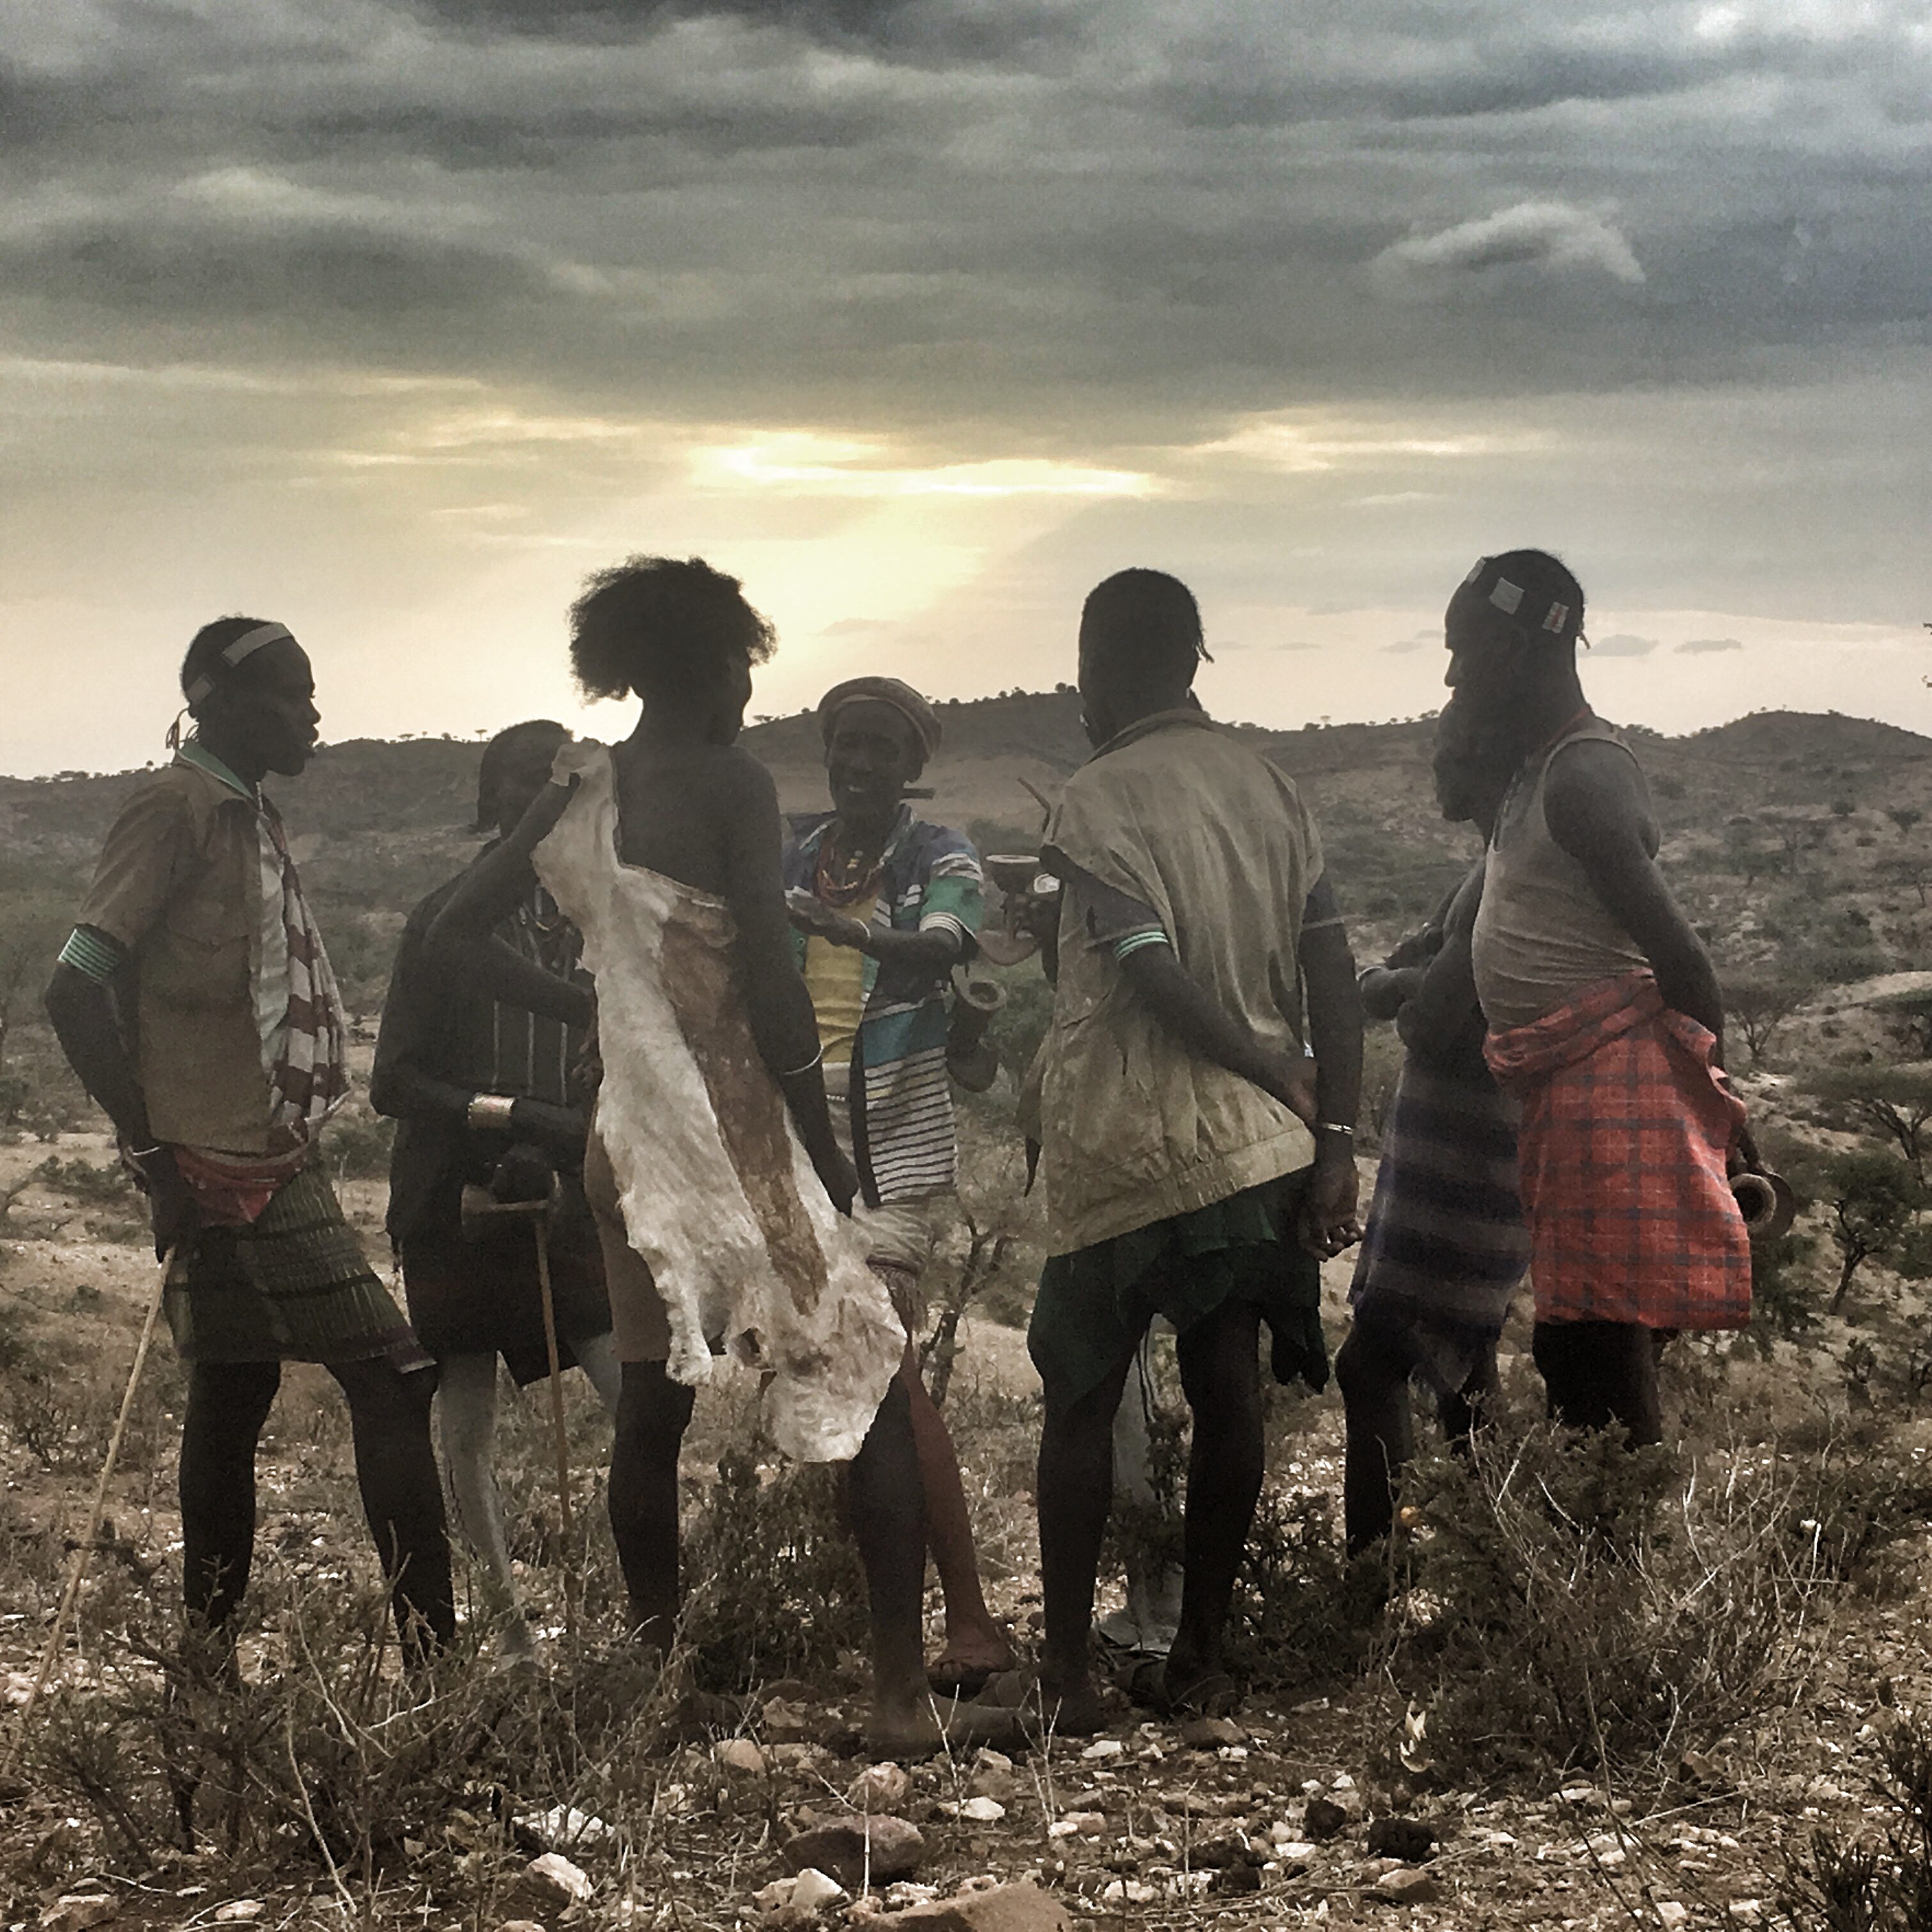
[45,618,452,1665]
[1028,570,1363,1731]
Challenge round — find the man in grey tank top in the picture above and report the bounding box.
[1445,551,1754,1446]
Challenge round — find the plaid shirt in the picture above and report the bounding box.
[1485,969,1751,1330]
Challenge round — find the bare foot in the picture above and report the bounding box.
[864,1696,1029,1759]
[926,1628,1016,1698]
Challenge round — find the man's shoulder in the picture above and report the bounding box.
[904,815,978,868]
[101,762,231,844]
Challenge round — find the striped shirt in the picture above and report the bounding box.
[783,808,983,1208]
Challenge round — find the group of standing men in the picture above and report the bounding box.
[43,546,1756,1749]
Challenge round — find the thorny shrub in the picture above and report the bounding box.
[21,1558,691,1898]
[1782,1714,1932,1932]
[1379,1423,1918,1786]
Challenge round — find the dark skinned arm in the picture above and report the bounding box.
[1396,862,1485,1059]
[1117,946,1317,1121]
[1542,741,1726,1057]
[1360,963,1426,1024]
[1300,905,1365,1257]
[370,921,585,1161]
[720,758,857,1212]
[424,784,594,1032]
[45,959,196,1258]
[786,896,964,976]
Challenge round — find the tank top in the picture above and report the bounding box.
[1471,718,1651,1032]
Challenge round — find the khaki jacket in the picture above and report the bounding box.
[76,758,278,1153]
[1038,710,1324,1254]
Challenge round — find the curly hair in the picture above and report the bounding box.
[569,556,776,702]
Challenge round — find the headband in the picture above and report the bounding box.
[1461,558,1575,638]
[183,622,293,706]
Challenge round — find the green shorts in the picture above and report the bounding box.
[1027,1170,1329,1418]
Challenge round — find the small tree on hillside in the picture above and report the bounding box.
[1815,1149,1927,1314]
[1722,974,1816,1065]
[1809,1066,1932,1175]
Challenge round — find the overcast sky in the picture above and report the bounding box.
[3,0,1929,775]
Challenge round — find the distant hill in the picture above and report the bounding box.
[4,696,1929,1015]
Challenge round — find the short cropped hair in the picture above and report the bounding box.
[569,556,776,702]
[475,718,569,831]
[1079,569,1207,687]
[180,616,273,704]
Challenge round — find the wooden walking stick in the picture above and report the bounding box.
[460,1179,576,1641]
[530,1212,577,1643]
[3,1244,173,1779]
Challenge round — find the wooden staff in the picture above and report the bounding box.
[3,1245,172,1778]
[530,1215,577,1644]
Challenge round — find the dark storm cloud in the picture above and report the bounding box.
[409,0,1079,65]
[1,0,1928,438]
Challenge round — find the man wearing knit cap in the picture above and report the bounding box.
[783,675,1015,1696]
[1446,550,1754,1445]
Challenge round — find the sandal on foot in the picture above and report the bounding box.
[926,1657,1001,1700]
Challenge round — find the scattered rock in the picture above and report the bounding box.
[967,1765,1016,1805]
[847,1763,912,1812]
[717,1738,769,1776]
[1367,1817,1436,1863]
[783,1816,926,1889]
[1304,1796,1351,1839]
[1045,1811,1108,1838]
[791,1871,849,1913]
[1658,1905,1690,1929]
[213,1906,264,1925]
[882,1884,940,1910]
[889,1879,1073,1932]
[1371,1867,1443,1905]
[1080,1739,1123,1761]
[763,1698,813,1743]
[496,1922,545,1932]
[949,1796,1007,1824]
[1100,1880,1157,1907]
[516,1853,594,1913]
[1193,1834,1259,1869]
[1215,1865,1264,1894]
[516,1805,613,1849]
[41,1897,116,1932]
[1178,1715,1246,1751]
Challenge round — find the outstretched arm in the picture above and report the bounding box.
[425,786,594,1031]
[1544,740,1725,1057]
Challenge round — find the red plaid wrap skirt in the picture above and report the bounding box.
[1485,970,1751,1329]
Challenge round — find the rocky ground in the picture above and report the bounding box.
[1,1134,1929,1932]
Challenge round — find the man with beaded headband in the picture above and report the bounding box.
[1443,551,1754,1444]
[45,618,452,1667]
